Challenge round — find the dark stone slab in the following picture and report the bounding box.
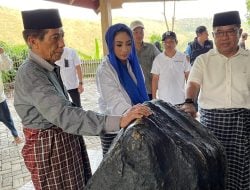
[86,100,226,190]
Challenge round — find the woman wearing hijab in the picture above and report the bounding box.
[96,23,149,156]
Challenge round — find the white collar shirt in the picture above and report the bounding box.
[188,48,250,109]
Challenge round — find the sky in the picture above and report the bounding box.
[0,0,248,21]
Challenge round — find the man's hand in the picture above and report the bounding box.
[120,104,152,128]
[180,103,197,118]
[78,84,84,94]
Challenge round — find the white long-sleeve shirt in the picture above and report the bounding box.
[96,56,136,115]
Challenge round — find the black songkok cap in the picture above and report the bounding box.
[212,11,241,27]
[21,9,62,30]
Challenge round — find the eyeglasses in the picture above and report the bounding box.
[213,28,239,38]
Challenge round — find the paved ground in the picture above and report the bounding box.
[0,79,103,190]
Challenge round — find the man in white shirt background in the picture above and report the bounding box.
[56,47,84,107]
[151,31,191,105]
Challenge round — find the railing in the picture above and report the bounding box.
[12,58,102,79]
[4,58,102,97]
[81,59,101,79]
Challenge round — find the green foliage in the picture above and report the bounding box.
[0,6,218,54]
[2,69,16,83]
[77,38,101,60]
[247,0,250,25]
[149,33,162,43]
[77,51,93,60]
[0,41,28,84]
[94,38,101,60]
[1,4,250,69]
[149,33,162,52]
[0,41,28,67]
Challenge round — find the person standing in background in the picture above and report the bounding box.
[151,31,191,106]
[154,41,162,52]
[185,25,213,66]
[239,32,248,49]
[96,23,149,156]
[182,11,249,189]
[185,25,213,111]
[130,20,160,100]
[0,47,22,144]
[55,47,84,107]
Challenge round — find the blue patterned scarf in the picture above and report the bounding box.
[105,23,149,105]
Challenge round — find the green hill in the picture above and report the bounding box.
[0,6,249,57]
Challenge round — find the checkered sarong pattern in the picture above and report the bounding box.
[22,127,92,190]
[200,108,250,190]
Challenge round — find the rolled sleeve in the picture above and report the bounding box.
[104,115,121,133]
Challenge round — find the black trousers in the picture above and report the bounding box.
[68,88,82,108]
[0,100,18,137]
[148,94,152,100]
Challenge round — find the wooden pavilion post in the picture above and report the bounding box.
[99,0,112,55]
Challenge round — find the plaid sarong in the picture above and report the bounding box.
[22,127,92,190]
[200,108,250,190]
[100,133,117,156]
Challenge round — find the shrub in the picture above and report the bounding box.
[0,41,28,83]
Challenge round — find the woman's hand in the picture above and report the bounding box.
[120,104,152,128]
[180,103,197,118]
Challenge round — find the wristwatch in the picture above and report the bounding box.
[79,81,83,85]
[184,98,194,104]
